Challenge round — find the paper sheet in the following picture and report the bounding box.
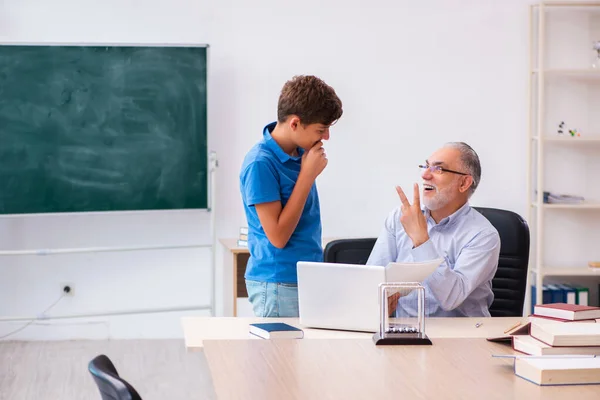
[384,258,444,283]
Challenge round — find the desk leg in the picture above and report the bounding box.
[233,256,238,317]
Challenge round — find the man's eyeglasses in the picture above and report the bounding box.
[418,164,469,176]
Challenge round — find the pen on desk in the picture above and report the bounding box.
[503,321,522,334]
[475,322,483,328]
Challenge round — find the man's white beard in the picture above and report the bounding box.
[423,192,448,211]
[422,183,458,211]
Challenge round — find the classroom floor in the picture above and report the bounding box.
[0,339,216,400]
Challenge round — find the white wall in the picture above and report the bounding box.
[0,0,533,339]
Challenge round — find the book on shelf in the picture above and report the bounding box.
[530,320,600,347]
[514,356,600,386]
[542,191,585,204]
[531,284,589,310]
[239,226,248,235]
[557,284,576,304]
[534,303,600,321]
[513,334,600,357]
[249,322,304,339]
[237,239,248,247]
[576,285,590,306]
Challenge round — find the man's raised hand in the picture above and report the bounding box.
[396,183,429,248]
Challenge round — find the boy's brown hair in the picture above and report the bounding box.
[277,75,343,126]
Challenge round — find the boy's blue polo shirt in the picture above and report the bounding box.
[240,122,323,283]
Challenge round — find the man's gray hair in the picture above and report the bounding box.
[444,142,481,196]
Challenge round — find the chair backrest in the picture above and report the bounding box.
[323,207,530,317]
[323,238,378,265]
[88,355,143,400]
[474,207,530,317]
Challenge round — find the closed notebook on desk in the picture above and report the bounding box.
[249,323,304,339]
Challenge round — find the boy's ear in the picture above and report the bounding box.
[289,116,301,131]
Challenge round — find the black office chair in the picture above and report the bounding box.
[323,238,378,265]
[88,354,143,400]
[474,207,530,317]
[323,208,530,317]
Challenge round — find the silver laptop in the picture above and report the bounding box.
[297,261,384,332]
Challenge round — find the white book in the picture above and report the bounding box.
[514,356,600,386]
[531,320,600,347]
[513,335,600,356]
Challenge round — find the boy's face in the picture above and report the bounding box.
[289,117,331,150]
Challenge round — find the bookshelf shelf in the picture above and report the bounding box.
[531,202,600,209]
[532,136,600,143]
[532,69,600,78]
[542,266,600,276]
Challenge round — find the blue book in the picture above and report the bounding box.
[546,284,564,304]
[531,285,552,312]
[557,284,576,304]
[249,323,304,339]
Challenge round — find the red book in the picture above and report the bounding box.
[529,314,597,323]
[534,303,600,321]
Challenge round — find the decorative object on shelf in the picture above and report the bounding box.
[569,128,580,137]
[557,121,565,136]
[556,121,581,138]
[592,41,600,69]
[589,261,600,269]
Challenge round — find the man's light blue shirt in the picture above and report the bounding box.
[367,202,500,317]
[239,122,323,284]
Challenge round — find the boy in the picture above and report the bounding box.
[239,75,343,317]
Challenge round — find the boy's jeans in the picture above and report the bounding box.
[245,280,299,317]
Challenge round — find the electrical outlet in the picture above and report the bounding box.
[61,283,74,296]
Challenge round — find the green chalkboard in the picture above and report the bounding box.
[0,44,208,214]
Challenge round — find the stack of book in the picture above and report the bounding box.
[517,304,600,355]
[511,303,600,385]
[237,227,248,247]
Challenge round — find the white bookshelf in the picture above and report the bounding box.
[528,2,600,312]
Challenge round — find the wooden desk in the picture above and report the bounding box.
[203,338,600,399]
[181,316,526,350]
[219,237,339,316]
[219,238,249,316]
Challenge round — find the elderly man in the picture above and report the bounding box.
[367,142,500,317]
